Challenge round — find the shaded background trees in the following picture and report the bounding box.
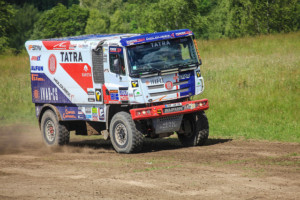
[0,0,299,53]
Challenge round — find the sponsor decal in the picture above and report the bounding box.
[103,54,108,63]
[92,107,97,114]
[88,98,95,102]
[60,63,93,93]
[42,41,76,50]
[78,107,84,115]
[33,89,40,100]
[165,103,182,108]
[146,34,172,41]
[82,65,91,77]
[40,87,58,101]
[31,73,72,104]
[196,70,201,78]
[31,66,43,71]
[150,40,170,48]
[53,78,71,97]
[119,89,128,101]
[78,107,85,119]
[163,106,184,113]
[121,30,194,46]
[92,107,98,121]
[31,74,45,81]
[110,90,119,100]
[85,107,91,114]
[150,77,163,85]
[109,47,122,53]
[28,45,42,51]
[175,31,193,36]
[63,108,76,119]
[179,73,190,80]
[126,38,146,45]
[31,55,41,61]
[60,52,83,62]
[95,89,102,102]
[48,54,57,75]
[129,93,134,98]
[87,88,94,95]
[165,81,173,90]
[98,106,105,120]
[78,44,89,49]
[131,80,139,88]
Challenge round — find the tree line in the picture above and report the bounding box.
[0,0,299,53]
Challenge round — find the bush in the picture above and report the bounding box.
[31,3,89,39]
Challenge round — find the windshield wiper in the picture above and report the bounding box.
[177,61,199,71]
[148,67,161,74]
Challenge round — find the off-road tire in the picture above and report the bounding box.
[109,112,143,153]
[178,111,209,146]
[41,110,70,146]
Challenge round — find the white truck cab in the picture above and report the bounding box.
[26,29,209,153]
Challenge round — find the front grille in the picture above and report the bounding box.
[147,80,189,90]
[149,88,189,97]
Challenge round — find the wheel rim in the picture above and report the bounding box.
[45,120,56,142]
[115,123,128,146]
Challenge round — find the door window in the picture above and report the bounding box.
[109,47,125,75]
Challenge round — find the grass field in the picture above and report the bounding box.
[0,53,35,125]
[196,32,299,142]
[0,32,299,142]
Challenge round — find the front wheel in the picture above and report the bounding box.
[41,110,70,146]
[178,111,209,146]
[109,112,143,153]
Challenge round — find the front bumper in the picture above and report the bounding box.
[130,99,209,120]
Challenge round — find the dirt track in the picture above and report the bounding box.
[0,125,299,199]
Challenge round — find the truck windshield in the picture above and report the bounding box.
[127,37,198,76]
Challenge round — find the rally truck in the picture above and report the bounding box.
[25,29,209,153]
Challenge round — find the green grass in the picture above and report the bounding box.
[0,32,299,142]
[196,32,300,142]
[0,52,35,125]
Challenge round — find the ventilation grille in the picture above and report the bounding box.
[92,49,104,84]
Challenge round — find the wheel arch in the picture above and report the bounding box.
[106,105,131,131]
[38,104,62,130]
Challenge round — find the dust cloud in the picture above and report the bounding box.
[0,125,45,154]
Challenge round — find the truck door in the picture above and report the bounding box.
[103,46,129,103]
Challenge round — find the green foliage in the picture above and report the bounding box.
[206,0,299,39]
[31,3,89,39]
[8,4,40,52]
[144,0,200,32]
[5,0,80,11]
[0,0,15,52]
[85,9,110,34]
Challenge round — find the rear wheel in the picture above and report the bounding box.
[178,111,209,146]
[41,110,70,146]
[109,112,143,153]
